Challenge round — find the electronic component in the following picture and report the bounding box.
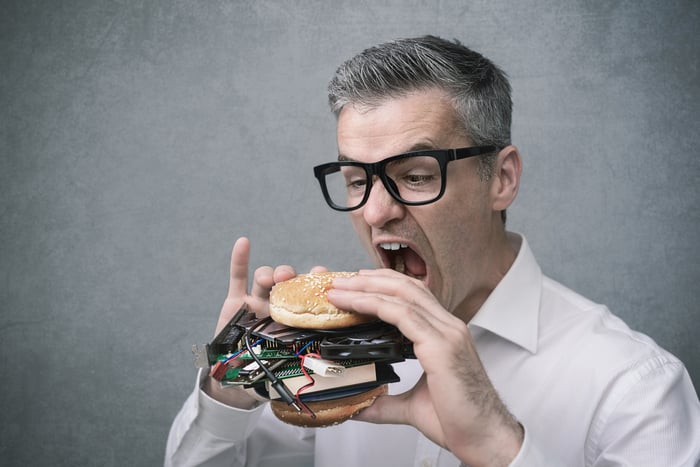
[302,356,345,377]
[192,303,414,412]
[194,305,413,367]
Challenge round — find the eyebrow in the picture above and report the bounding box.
[337,142,439,162]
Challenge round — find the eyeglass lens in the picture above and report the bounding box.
[323,155,443,209]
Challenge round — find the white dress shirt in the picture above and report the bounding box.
[165,233,700,466]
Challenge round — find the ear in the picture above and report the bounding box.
[490,145,522,212]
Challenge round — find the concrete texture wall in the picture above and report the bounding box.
[1,1,698,465]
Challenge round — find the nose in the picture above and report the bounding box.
[360,177,405,227]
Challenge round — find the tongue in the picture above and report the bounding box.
[402,248,427,277]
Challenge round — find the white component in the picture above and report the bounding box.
[302,356,345,377]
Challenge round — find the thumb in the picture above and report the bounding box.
[353,392,409,425]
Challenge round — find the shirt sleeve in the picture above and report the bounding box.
[164,369,266,467]
[585,355,700,466]
[165,370,315,467]
[507,425,564,467]
[509,355,700,467]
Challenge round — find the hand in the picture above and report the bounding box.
[205,237,298,408]
[327,269,523,466]
[214,237,298,336]
[205,237,328,409]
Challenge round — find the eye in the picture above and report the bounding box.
[403,173,436,185]
[346,177,367,191]
[388,156,441,191]
[340,166,368,194]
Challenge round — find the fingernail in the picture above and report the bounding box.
[326,288,342,298]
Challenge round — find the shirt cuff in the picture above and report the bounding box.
[195,369,267,441]
[508,425,549,466]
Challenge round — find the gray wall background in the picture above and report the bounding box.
[1,1,698,465]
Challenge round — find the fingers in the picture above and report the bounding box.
[329,270,447,323]
[250,263,330,301]
[250,266,274,299]
[216,238,252,334]
[227,237,251,300]
[222,238,325,322]
[250,265,296,298]
[272,265,297,284]
[333,269,431,304]
[328,287,441,343]
[327,270,465,356]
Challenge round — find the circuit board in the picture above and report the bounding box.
[192,304,413,404]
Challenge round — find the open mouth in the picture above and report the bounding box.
[378,242,427,279]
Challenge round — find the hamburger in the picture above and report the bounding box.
[267,271,387,427]
[269,271,377,329]
[269,383,387,428]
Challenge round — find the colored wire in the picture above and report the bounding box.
[244,318,301,411]
[295,340,315,356]
[223,338,263,364]
[293,350,322,418]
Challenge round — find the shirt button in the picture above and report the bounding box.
[420,459,434,467]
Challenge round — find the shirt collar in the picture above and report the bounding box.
[468,232,542,354]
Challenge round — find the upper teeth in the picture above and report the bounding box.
[380,243,407,251]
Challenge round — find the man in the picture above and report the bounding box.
[166,36,700,466]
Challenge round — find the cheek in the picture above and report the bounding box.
[426,211,470,270]
[349,211,366,233]
[438,174,492,230]
[349,212,374,249]
[420,192,490,297]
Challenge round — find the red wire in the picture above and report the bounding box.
[295,353,317,418]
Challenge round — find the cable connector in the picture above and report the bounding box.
[209,360,229,381]
[303,356,345,377]
[242,323,301,412]
[270,379,302,412]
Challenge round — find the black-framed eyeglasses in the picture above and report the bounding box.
[313,146,498,211]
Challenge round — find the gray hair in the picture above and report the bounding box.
[328,35,512,177]
[328,36,512,222]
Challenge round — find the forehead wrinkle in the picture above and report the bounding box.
[338,139,443,163]
[337,89,465,163]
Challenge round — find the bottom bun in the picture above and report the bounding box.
[270,384,387,428]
